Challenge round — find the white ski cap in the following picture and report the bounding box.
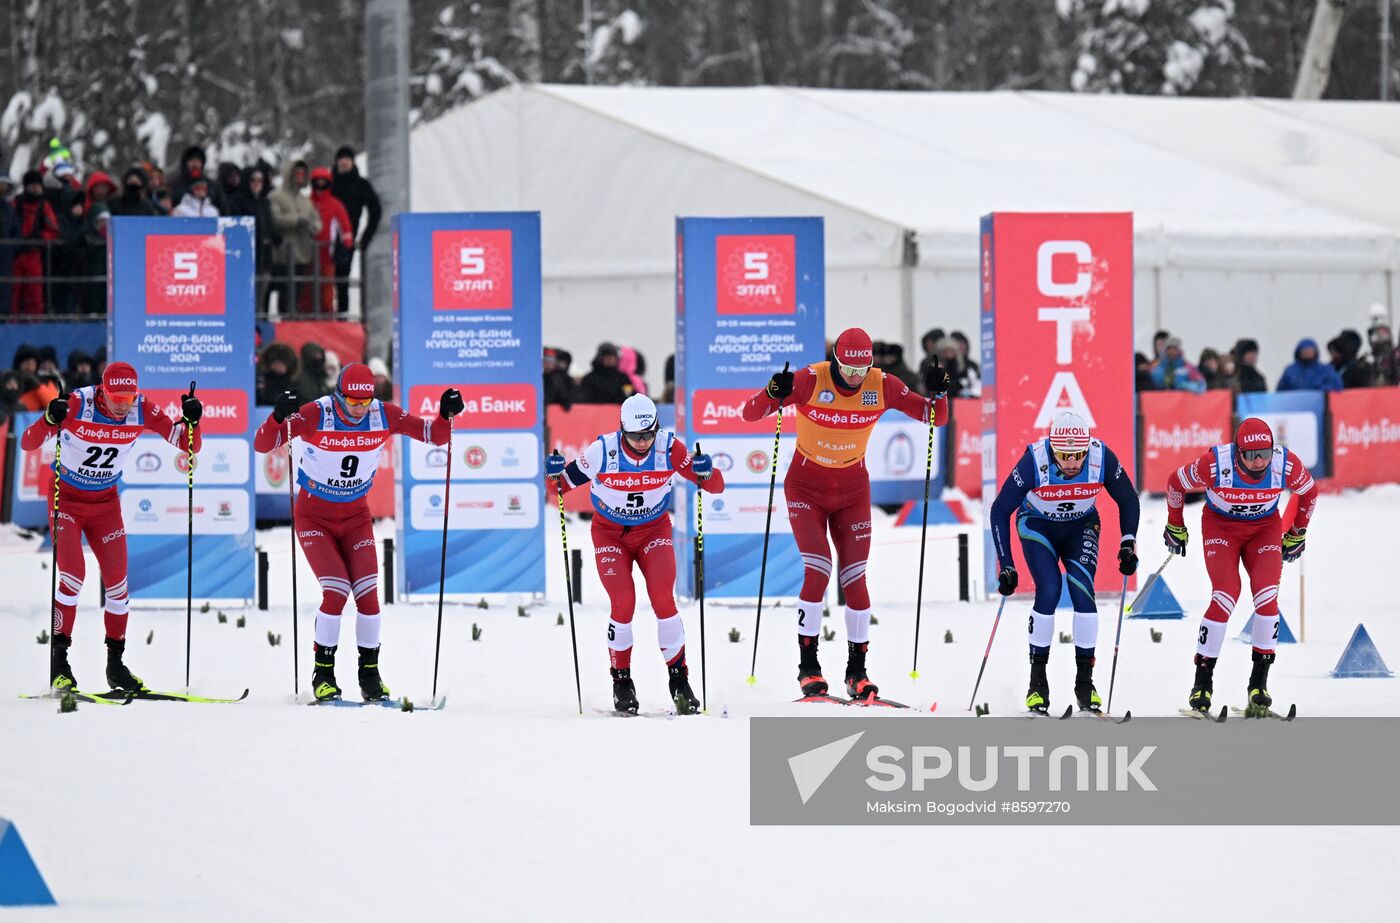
[1048,410,1091,453]
[620,394,659,434]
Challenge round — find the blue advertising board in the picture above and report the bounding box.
[392,212,545,596]
[673,217,825,598]
[108,216,257,600]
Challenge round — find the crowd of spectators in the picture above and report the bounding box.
[0,342,105,427]
[1,139,380,317]
[1135,309,1400,396]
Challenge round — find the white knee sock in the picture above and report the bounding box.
[1072,610,1098,652]
[315,610,341,647]
[1196,617,1228,658]
[844,606,872,644]
[355,613,381,650]
[796,599,823,638]
[1029,609,1055,650]
[656,614,685,663]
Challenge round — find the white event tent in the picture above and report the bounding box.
[411,84,1400,388]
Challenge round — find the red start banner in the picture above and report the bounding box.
[1328,387,1400,488]
[951,397,982,498]
[980,212,1135,597]
[145,234,226,314]
[1139,390,1232,490]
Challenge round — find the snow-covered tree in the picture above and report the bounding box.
[1060,0,1264,96]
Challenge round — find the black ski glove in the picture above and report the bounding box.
[45,396,69,426]
[272,390,300,424]
[181,384,202,426]
[997,565,1018,597]
[439,388,465,419]
[1117,539,1138,576]
[766,362,793,401]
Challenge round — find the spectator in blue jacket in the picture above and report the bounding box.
[1277,337,1343,393]
[1149,337,1206,393]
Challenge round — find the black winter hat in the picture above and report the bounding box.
[22,170,43,187]
[12,344,39,367]
[334,146,356,161]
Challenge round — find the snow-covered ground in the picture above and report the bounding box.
[3,487,1398,921]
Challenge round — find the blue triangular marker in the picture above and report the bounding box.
[1331,624,1394,678]
[1125,575,1185,619]
[1235,613,1297,645]
[0,817,56,906]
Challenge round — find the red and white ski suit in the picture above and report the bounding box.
[254,397,449,649]
[22,388,201,639]
[557,432,723,670]
[1166,443,1317,659]
[742,362,947,643]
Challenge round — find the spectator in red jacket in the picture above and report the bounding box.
[302,167,354,314]
[11,171,59,315]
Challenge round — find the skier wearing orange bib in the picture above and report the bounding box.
[742,327,950,700]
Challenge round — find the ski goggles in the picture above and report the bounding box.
[1239,447,1272,463]
[343,395,373,407]
[623,429,657,443]
[836,361,872,379]
[1052,448,1088,463]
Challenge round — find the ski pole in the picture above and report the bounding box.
[431,420,454,703]
[1125,553,1172,614]
[1105,574,1129,714]
[184,381,197,693]
[967,594,1008,711]
[48,435,62,689]
[909,389,937,680]
[747,363,787,686]
[286,419,299,696]
[555,451,583,714]
[695,442,707,713]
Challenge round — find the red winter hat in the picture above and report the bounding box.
[1235,417,1274,454]
[834,328,874,368]
[102,361,140,397]
[337,362,375,400]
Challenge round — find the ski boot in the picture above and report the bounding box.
[312,644,342,701]
[1246,650,1274,716]
[611,667,639,714]
[1026,652,1050,714]
[844,641,879,701]
[667,658,701,714]
[797,634,828,697]
[50,632,77,693]
[358,646,391,702]
[1074,653,1102,713]
[105,637,146,693]
[1187,653,1216,713]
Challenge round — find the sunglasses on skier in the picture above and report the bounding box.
[623,430,657,444]
[1053,449,1088,464]
[1240,447,1272,463]
[837,361,872,380]
[343,395,373,407]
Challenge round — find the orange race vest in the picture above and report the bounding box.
[794,363,887,469]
